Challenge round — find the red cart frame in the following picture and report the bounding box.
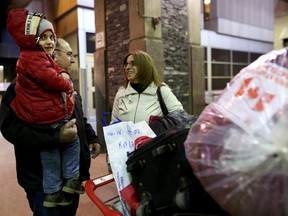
[85,174,123,216]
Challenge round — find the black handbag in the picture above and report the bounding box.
[149,87,197,135]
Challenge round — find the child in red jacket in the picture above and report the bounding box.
[7,8,84,207]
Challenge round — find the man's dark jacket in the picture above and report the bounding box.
[0,82,100,190]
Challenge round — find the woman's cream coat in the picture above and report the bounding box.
[111,82,183,123]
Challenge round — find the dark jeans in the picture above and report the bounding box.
[25,189,79,216]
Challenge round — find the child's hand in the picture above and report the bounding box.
[61,73,70,80]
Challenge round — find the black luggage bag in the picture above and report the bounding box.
[126,126,229,216]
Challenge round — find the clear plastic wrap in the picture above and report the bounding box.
[184,48,288,216]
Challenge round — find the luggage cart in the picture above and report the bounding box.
[85,174,123,216]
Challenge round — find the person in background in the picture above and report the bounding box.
[54,37,101,160]
[111,50,183,124]
[0,10,101,216]
[108,50,183,173]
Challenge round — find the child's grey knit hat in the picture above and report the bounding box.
[37,18,55,37]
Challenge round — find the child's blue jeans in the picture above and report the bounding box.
[40,120,80,193]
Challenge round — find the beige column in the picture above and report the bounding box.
[128,0,164,76]
[94,0,107,149]
[187,0,205,115]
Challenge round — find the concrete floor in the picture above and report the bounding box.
[0,132,118,216]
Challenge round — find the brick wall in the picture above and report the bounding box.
[106,0,130,109]
[161,0,190,110]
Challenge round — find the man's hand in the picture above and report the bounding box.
[89,143,101,159]
[60,118,77,143]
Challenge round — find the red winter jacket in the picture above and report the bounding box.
[7,8,74,124]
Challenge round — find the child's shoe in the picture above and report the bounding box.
[43,190,73,207]
[62,176,85,194]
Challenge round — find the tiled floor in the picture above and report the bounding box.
[0,132,118,216]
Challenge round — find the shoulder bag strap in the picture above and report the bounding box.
[157,86,168,116]
[100,112,122,126]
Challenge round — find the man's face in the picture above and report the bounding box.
[54,42,75,71]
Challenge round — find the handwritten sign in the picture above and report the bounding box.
[103,121,156,216]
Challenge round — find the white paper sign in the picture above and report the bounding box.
[103,121,156,216]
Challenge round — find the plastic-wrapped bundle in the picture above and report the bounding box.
[184,48,288,216]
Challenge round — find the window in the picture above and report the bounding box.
[212,49,230,62]
[86,33,95,54]
[203,0,211,21]
[250,52,262,62]
[233,51,248,63]
[212,64,231,76]
[205,47,264,92]
[212,78,231,90]
[233,65,245,76]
